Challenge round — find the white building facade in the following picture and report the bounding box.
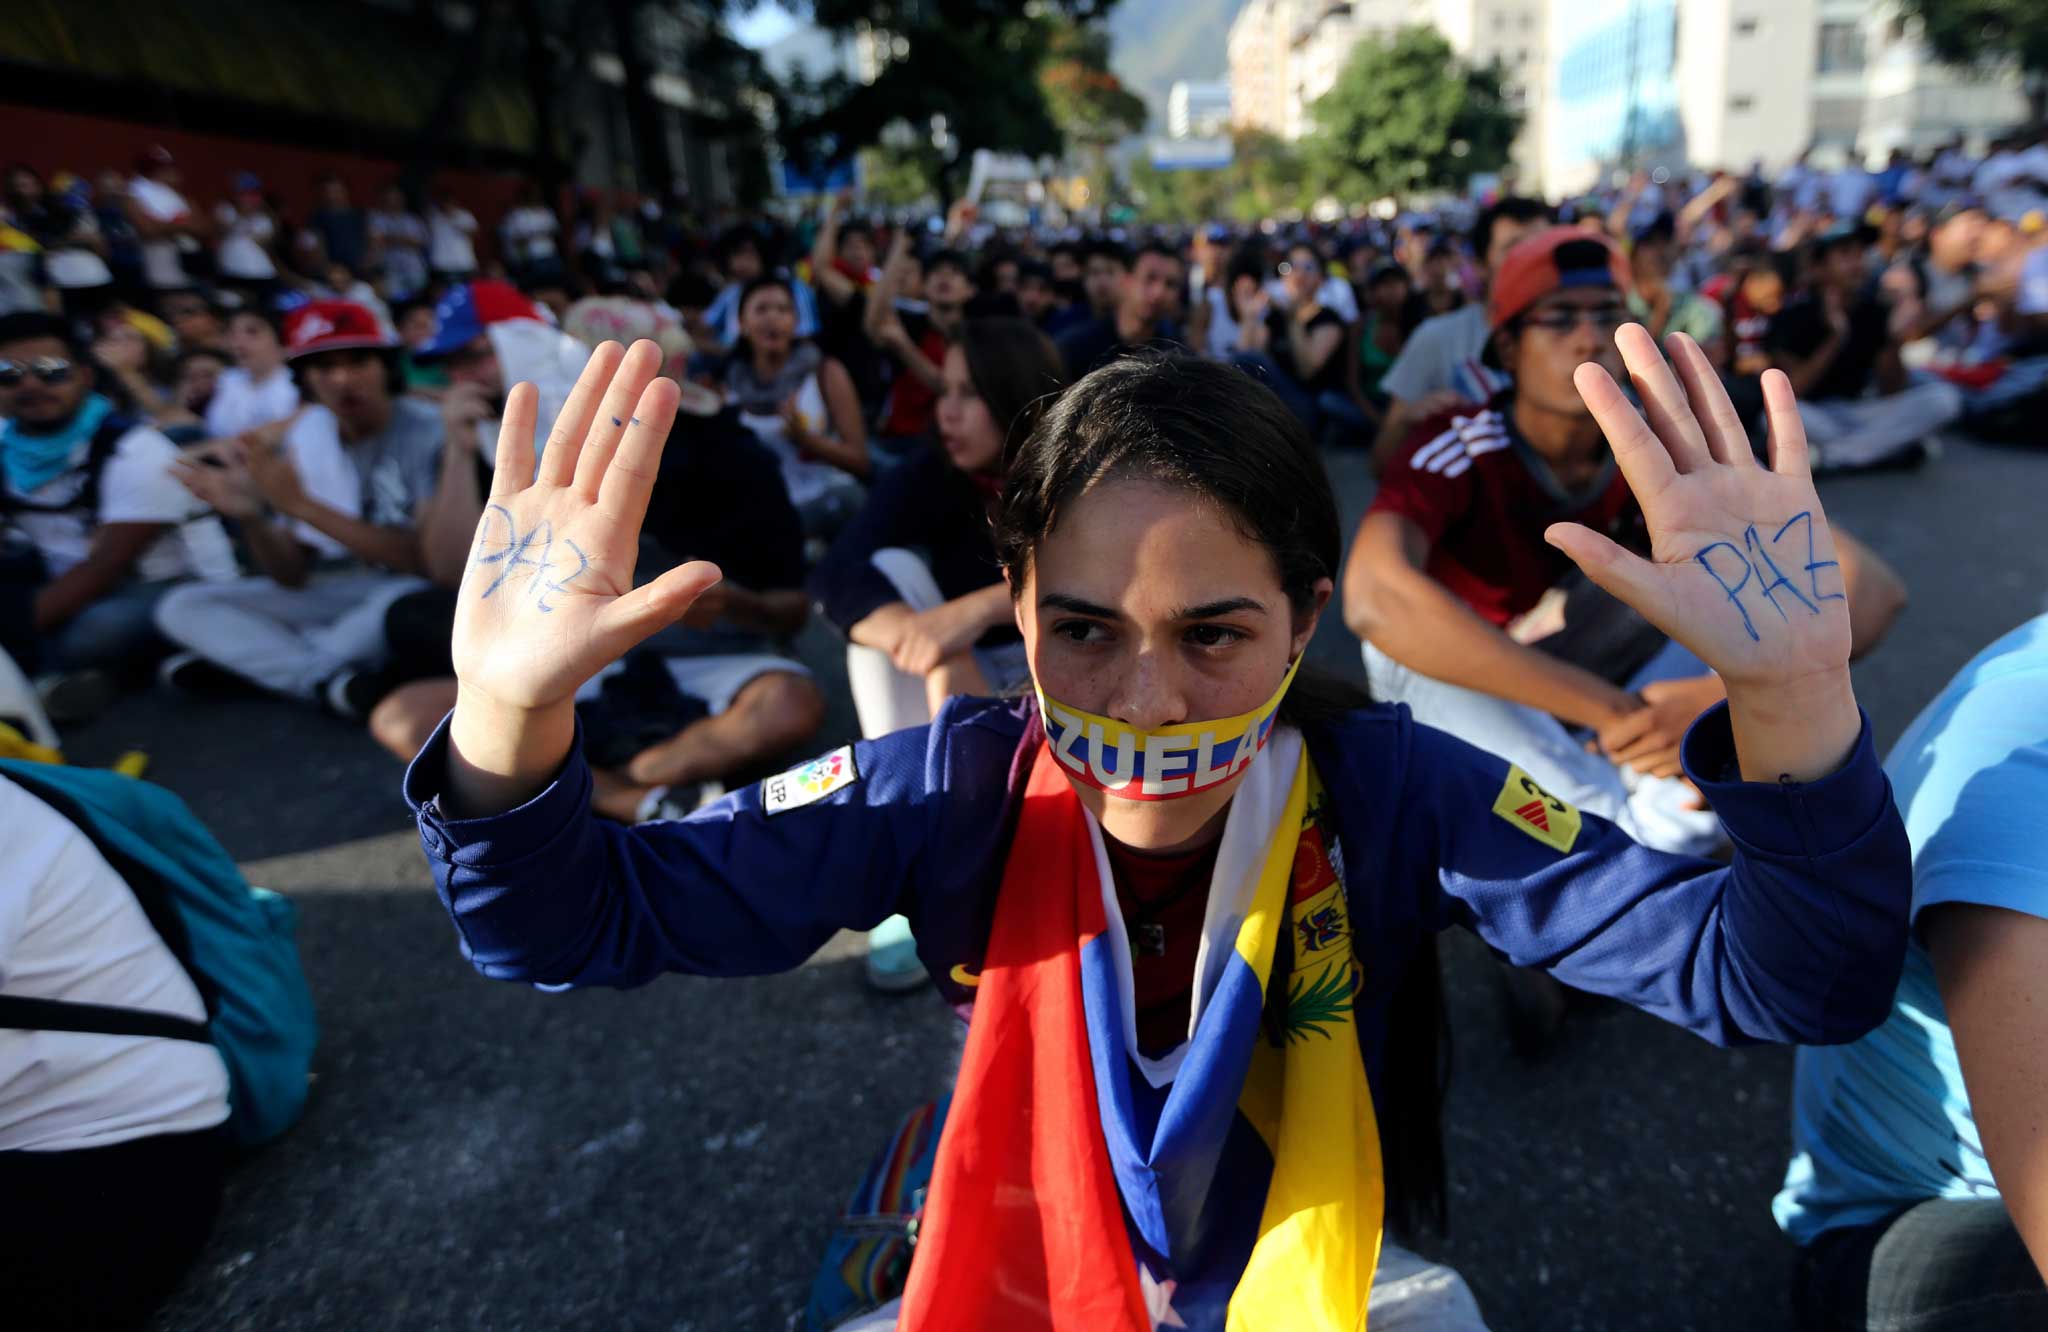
[1543,0,2027,197]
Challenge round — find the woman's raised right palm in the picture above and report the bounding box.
[450,340,721,712]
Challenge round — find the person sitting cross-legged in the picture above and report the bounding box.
[1346,228,1907,859]
[153,300,440,719]
[0,311,233,722]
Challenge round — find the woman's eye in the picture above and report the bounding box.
[1185,624,1245,648]
[1053,620,1106,644]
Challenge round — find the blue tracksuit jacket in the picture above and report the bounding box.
[406,696,1911,1093]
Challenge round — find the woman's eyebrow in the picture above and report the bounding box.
[1173,597,1266,620]
[1040,593,1122,619]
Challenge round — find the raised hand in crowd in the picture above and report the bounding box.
[445,340,721,814]
[172,440,265,521]
[1548,324,1859,784]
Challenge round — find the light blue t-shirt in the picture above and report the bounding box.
[1775,614,2048,1243]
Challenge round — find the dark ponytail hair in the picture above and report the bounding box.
[954,317,1066,466]
[993,351,1450,1239]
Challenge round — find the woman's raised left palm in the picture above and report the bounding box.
[1546,324,1852,693]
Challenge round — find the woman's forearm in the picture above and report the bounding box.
[446,686,578,818]
[1724,668,1860,784]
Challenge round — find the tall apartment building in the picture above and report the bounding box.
[1543,0,2026,197]
[1227,0,1296,136]
[1430,0,1549,192]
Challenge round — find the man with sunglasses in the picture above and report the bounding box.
[0,311,229,718]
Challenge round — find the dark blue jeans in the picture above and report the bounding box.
[1795,1197,2048,1331]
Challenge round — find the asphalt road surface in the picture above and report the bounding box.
[53,431,2042,1332]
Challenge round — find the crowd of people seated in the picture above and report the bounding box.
[4,130,2048,1329]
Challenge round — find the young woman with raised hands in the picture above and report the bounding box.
[410,333,1910,1332]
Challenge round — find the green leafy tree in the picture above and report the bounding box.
[1301,26,1521,203]
[1124,129,1306,223]
[1040,19,1148,208]
[1893,0,2048,121]
[777,0,1123,204]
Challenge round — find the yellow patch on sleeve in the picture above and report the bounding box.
[1490,764,1582,854]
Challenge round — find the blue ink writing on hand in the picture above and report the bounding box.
[1744,523,1819,622]
[473,504,587,612]
[1695,542,1760,642]
[1773,511,1843,603]
[629,416,641,426]
[610,416,623,427]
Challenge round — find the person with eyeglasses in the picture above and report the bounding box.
[0,311,233,721]
[1344,228,1909,868]
[1343,229,1910,1051]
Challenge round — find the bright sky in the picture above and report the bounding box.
[729,0,800,49]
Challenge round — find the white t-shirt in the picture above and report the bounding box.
[202,365,299,440]
[428,206,478,274]
[731,373,841,507]
[1378,302,1502,406]
[212,203,277,281]
[278,405,369,559]
[128,176,193,290]
[501,206,560,263]
[2,420,234,582]
[0,777,231,1152]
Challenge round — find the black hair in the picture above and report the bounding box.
[1015,258,1053,286]
[1049,240,1084,267]
[666,271,720,310]
[954,318,1066,466]
[717,226,763,263]
[925,247,974,281]
[1471,196,1553,260]
[993,352,1449,1236]
[291,347,407,401]
[728,273,801,368]
[1134,240,1182,269]
[387,297,434,333]
[172,343,228,377]
[736,272,795,312]
[225,305,282,338]
[0,310,82,357]
[1084,238,1131,269]
[1223,241,1271,322]
[995,354,1344,719]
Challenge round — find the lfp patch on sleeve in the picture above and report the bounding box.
[762,745,859,816]
[1491,764,1582,854]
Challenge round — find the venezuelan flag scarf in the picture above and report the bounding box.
[901,729,1383,1331]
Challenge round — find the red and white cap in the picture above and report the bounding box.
[283,300,396,360]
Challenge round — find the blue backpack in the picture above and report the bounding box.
[0,761,318,1146]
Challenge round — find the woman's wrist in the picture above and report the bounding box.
[1723,667,1859,785]
[445,683,578,819]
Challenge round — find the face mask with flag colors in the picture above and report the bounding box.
[1033,653,1302,800]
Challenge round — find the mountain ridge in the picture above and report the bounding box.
[1107,0,1242,130]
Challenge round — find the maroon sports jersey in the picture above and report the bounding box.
[1368,397,1650,627]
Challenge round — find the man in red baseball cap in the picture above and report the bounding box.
[1346,227,1907,856]
[154,299,445,719]
[1342,227,1908,1048]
